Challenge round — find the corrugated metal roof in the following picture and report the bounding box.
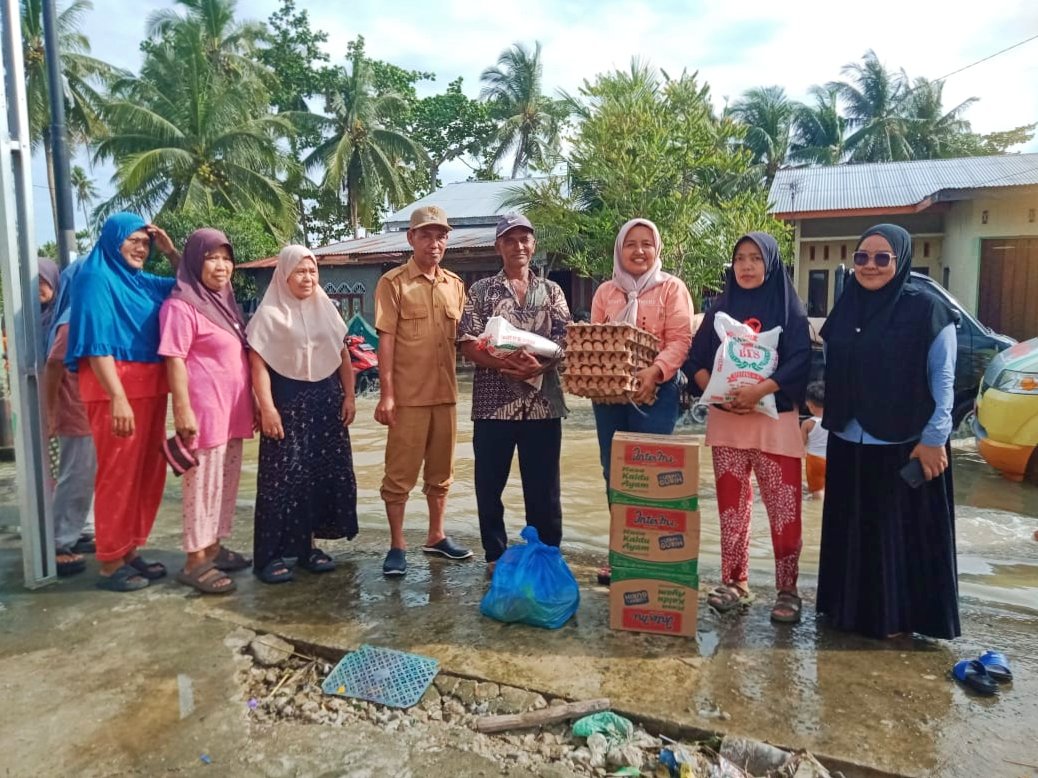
[238,226,498,269]
[770,153,1038,215]
[384,178,549,227]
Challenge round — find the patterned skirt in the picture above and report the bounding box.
[253,371,358,571]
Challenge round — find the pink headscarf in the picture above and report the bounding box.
[245,245,348,382]
[610,218,668,325]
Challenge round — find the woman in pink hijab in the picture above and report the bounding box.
[589,218,694,583]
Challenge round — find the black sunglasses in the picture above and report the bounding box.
[852,250,895,268]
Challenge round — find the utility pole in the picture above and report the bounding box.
[42,0,77,268]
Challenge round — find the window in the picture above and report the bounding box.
[942,267,951,288]
[823,245,829,260]
[809,245,816,261]
[324,281,366,319]
[840,244,847,260]
[923,241,930,258]
[807,270,829,317]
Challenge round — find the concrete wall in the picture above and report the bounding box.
[942,193,1038,312]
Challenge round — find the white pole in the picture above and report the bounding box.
[1,0,56,587]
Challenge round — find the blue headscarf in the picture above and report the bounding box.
[65,212,176,371]
[44,260,82,357]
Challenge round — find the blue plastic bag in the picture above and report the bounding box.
[479,526,580,629]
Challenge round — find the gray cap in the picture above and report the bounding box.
[495,213,534,239]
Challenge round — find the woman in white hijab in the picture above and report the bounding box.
[247,245,358,583]
[589,218,694,584]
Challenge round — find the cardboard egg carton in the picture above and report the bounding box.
[562,323,660,402]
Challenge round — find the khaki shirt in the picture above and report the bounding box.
[374,258,466,406]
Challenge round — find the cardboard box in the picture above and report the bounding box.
[609,505,701,564]
[608,573,699,638]
[608,432,701,509]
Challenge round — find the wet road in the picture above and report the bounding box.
[236,373,1038,612]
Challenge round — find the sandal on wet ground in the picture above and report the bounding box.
[55,547,86,577]
[770,591,802,624]
[300,548,336,573]
[96,565,149,592]
[707,584,754,612]
[176,561,236,594]
[257,559,294,584]
[127,556,167,580]
[952,659,998,696]
[978,650,1013,682]
[213,546,252,572]
[71,534,95,554]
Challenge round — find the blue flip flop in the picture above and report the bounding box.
[978,650,1013,683]
[952,659,998,696]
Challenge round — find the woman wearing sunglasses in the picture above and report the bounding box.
[686,233,811,623]
[817,224,960,639]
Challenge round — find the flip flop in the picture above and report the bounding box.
[96,565,149,592]
[951,659,998,696]
[176,561,236,595]
[213,546,252,572]
[978,650,1013,683]
[300,548,336,573]
[55,547,86,577]
[257,559,294,584]
[128,556,167,580]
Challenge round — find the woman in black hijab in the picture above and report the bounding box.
[686,232,811,623]
[817,223,959,640]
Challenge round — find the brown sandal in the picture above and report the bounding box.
[176,560,236,595]
[770,590,802,623]
[707,584,755,612]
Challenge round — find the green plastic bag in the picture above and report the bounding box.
[571,711,634,745]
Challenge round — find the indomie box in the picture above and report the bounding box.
[609,505,701,564]
[608,571,699,639]
[608,432,700,508]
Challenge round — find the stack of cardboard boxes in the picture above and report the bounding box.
[562,323,660,404]
[607,432,702,638]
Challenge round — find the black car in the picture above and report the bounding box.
[684,270,1014,428]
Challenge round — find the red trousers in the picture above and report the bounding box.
[86,395,168,562]
[712,446,802,592]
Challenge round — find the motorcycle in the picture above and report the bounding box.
[347,334,379,395]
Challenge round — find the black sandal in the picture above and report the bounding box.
[301,548,336,574]
[56,547,86,577]
[213,546,252,572]
[96,565,149,592]
[127,556,167,580]
[257,559,294,584]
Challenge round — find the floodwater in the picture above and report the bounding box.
[236,373,1038,613]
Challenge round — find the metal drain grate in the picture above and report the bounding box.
[321,644,439,709]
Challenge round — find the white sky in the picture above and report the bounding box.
[30,0,1038,244]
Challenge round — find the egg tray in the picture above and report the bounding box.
[565,322,660,352]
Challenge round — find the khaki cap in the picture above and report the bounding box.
[409,205,452,231]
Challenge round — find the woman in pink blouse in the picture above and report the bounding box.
[158,229,254,594]
[590,218,694,584]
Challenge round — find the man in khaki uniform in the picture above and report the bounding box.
[374,205,471,576]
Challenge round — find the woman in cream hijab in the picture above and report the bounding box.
[247,245,358,583]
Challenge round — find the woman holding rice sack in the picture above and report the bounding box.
[686,232,811,622]
[590,218,694,584]
[817,224,959,640]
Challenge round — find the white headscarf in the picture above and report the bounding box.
[246,245,348,382]
[610,218,668,324]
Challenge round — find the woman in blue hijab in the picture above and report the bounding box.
[66,212,183,592]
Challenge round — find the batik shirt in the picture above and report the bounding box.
[458,270,571,420]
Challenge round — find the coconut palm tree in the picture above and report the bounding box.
[96,26,296,238]
[728,85,797,185]
[19,0,118,226]
[306,52,428,236]
[903,78,978,159]
[790,86,847,165]
[480,42,567,179]
[69,165,98,228]
[145,0,267,81]
[830,50,912,163]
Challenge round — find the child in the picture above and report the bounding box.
[801,381,828,500]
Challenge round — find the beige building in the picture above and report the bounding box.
[770,154,1038,340]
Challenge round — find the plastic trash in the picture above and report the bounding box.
[480,526,580,629]
[571,711,634,745]
[719,735,791,775]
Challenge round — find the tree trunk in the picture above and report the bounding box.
[42,129,59,236]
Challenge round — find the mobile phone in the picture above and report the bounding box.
[899,458,926,489]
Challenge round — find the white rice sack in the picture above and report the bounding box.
[477,316,564,360]
[700,311,782,419]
